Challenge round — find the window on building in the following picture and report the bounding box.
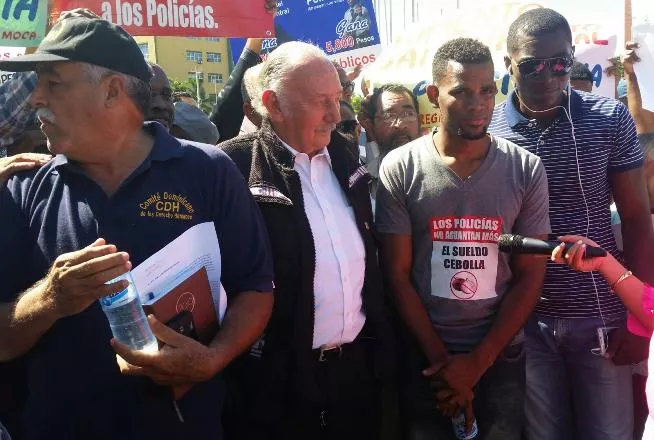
[188,37,202,40]
[205,37,221,42]
[138,43,149,58]
[188,71,204,80]
[208,73,224,84]
[208,93,218,103]
[185,50,203,63]
[206,52,222,63]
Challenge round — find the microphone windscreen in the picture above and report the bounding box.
[497,234,523,252]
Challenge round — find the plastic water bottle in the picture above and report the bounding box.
[100,272,158,352]
[452,410,479,439]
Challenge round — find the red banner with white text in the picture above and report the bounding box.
[54,0,274,37]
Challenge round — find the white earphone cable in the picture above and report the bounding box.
[514,84,606,329]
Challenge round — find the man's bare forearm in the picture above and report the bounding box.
[0,281,60,361]
[208,291,273,373]
[622,215,654,285]
[473,258,545,369]
[244,38,264,54]
[388,276,449,364]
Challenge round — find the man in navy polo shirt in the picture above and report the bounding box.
[0,16,273,440]
[489,8,654,440]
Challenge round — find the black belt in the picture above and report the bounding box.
[311,339,366,363]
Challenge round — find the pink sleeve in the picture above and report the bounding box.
[627,284,654,337]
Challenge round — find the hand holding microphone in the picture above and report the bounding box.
[498,234,607,257]
[550,235,609,272]
[497,234,608,272]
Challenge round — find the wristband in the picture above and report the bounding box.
[610,270,632,291]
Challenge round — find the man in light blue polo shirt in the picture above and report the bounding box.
[489,8,654,440]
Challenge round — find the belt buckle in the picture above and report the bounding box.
[318,345,342,362]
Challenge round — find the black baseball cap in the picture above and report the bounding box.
[0,17,151,83]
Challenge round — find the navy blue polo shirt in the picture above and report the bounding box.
[0,122,274,440]
[489,90,643,319]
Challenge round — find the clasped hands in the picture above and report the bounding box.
[422,352,488,428]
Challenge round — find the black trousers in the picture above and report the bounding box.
[0,361,26,440]
[228,340,381,440]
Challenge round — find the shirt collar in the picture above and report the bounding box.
[503,88,585,128]
[276,133,332,167]
[53,121,184,170]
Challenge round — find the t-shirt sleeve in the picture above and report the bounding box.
[513,156,551,236]
[609,103,644,173]
[0,178,29,303]
[375,154,411,235]
[211,153,274,297]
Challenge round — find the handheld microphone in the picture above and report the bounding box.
[497,234,607,258]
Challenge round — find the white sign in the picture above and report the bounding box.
[633,22,654,112]
[430,215,503,301]
[1,46,25,85]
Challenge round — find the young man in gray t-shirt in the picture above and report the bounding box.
[376,38,550,439]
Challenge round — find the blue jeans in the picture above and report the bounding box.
[524,315,633,440]
[400,343,525,440]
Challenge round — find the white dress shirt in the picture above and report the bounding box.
[280,139,366,349]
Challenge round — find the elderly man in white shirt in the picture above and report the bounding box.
[219,41,394,440]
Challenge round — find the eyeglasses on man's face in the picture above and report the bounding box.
[375,110,418,125]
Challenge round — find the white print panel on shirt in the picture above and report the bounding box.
[430,216,502,301]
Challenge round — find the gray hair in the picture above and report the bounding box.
[81,63,152,116]
[258,42,329,117]
[242,64,263,114]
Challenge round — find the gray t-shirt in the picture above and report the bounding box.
[376,134,550,352]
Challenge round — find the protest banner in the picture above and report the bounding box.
[364,0,624,131]
[230,0,382,70]
[1,46,25,84]
[633,21,654,112]
[0,0,48,46]
[53,0,274,37]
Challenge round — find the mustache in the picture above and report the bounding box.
[390,133,413,146]
[36,108,56,124]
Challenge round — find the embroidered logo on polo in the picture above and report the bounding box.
[249,185,293,206]
[139,192,195,220]
[348,165,370,188]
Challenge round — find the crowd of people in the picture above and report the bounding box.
[0,5,653,440]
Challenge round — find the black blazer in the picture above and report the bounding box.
[219,120,395,430]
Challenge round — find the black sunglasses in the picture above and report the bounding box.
[341,80,355,93]
[336,119,359,133]
[517,56,574,78]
